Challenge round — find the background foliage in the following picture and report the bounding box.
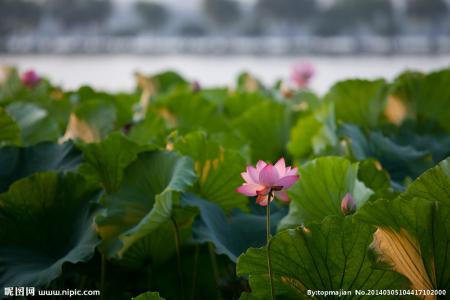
[0,67,449,299]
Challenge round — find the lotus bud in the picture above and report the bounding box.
[341,193,356,215]
[122,123,133,135]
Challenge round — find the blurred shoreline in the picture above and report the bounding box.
[2,54,449,94]
[2,35,450,56]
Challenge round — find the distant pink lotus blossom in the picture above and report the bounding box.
[290,63,315,89]
[191,80,201,92]
[236,158,299,206]
[21,70,41,88]
[341,193,356,215]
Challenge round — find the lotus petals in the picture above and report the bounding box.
[286,166,299,176]
[236,184,264,196]
[236,158,300,206]
[247,166,260,183]
[341,193,357,215]
[275,175,299,189]
[290,62,315,89]
[256,194,268,206]
[256,160,267,171]
[241,171,254,184]
[259,164,279,186]
[274,157,286,176]
[274,191,289,202]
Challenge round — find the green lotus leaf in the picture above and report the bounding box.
[110,93,139,128]
[208,131,252,162]
[354,158,450,293]
[173,131,247,210]
[288,103,337,159]
[71,99,117,140]
[77,133,148,194]
[394,127,450,165]
[237,216,409,299]
[0,107,20,147]
[324,79,388,128]
[356,198,450,290]
[199,87,230,110]
[6,102,60,145]
[0,141,83,193]
[357,159,394,200]
[288,90,321,113]
[71,85,99,101]
[8,82,72,132]
[75,87,137,129]
[223,92,266,119]
[181,193,287,262]
[96,150,197,258]
[355,158,450,292]
[236,71,264,92]
[119,206,196,269]
[398,156,450,206]
[154,91,227,134]
[0,70,55,107]
[0,69,22,105]
[279,157,373,230]
[200,86,227,99]
[151,70,188,94]
[0,172,100,287]
[129,110,168,147]
[133,291,165,300]
[340,124,434,182]
[233,100,291,162]
[45,97,72,132]
[390,68,450,132]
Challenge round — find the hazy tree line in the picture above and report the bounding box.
[0,0,449,37]
[0,0,111,34]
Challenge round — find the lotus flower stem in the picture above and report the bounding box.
[100,253,106,300]
[266,191,275,300]
[208,244,222,299]
[79,275,88,291]
[190,245,200,300]
[171,217,186,300]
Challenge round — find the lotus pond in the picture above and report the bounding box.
[0,67,449,299]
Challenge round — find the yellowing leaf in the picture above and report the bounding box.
[60,113,100,143]
[384,95,407,125]
[135,72,157,112]
[372,228,435,294]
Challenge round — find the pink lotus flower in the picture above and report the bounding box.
[290,62,315,89]
[341,193,356,215]
[236,158,299,206]
[21,70,41,88]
